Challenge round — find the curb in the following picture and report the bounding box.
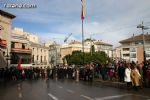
[94,79,126,88]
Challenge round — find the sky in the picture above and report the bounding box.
[0,0,150,47]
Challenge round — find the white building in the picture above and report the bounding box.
[94,40,113,57]
[31,42,50,68]
[49,42,63,67]
[12,27,50,68]
[12,27,39,43]
[10,33,32,68]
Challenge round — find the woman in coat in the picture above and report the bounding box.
[131,65,141,90]
[124,63,132,90]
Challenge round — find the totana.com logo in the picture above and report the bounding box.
[4,3,37,9]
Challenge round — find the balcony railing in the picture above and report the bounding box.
[0,38,7,47]
[11,48,32,53]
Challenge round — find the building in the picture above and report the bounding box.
[11,33,32,68]
[61,40,84,59]
[94,40,113,57]
[12,27,50,68]
[0,10,15,68]
[49,42,62,67]
[31,42,50,68]
[12,27,39,43]
[119,34,150,63]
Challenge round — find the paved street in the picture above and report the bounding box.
[0,79,150,100]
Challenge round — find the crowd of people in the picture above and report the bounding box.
[94,60,150,89]
[0,60,150,90]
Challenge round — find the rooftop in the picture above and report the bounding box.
[94,40,113,46]
[84,38,96,42]
[30,42,49,49]
[69,40,81,45]
[119,33,150,44]
[0,10,16,19]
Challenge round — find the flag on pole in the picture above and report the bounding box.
[81,0,85,20]
[17,58,22,69]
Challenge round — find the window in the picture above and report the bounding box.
[146,53,150,57]
[145,47,150,52]
[41,56,42,63]
[123,54,129,57]
[130,48,136,52]
[32,55,34,63]
[22,44,25,49]
[37,55,38,60]
[11,42,14,48]
[135,41,143,45]
[130,53,136,58]
[3,52,5,56]
[123,48,129,51]
[44,56,46,61]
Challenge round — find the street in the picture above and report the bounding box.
[0,79,150,100]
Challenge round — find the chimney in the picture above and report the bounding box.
[132,33,134,38]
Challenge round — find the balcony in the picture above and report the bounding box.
[0,38,7,47]
[11,48,32,53]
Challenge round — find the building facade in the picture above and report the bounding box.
[49,42,62,67]
[12,27,50,68]
[0,10,15,68]
[31,42,50,68]
[118,34,150,63]
[12,27,39,43]
[11,33,32,68]
[94,40,113,57]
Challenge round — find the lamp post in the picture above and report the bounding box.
[137,21,149,64]
[53,41,57,66]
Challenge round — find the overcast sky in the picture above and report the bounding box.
[1,0,150,47]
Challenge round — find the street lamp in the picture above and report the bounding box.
[137,21,149,64]
[53,41,57,66]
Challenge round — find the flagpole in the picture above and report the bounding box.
[82,19,84,65]
[81,0,85,65]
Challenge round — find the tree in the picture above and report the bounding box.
[64,50,109,65]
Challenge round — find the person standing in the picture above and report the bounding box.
[124,63,132,90]
[146,66,150,88]
[131,65,141,91]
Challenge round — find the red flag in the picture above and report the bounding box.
[81,0,85,20]
[17,58,22,69]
